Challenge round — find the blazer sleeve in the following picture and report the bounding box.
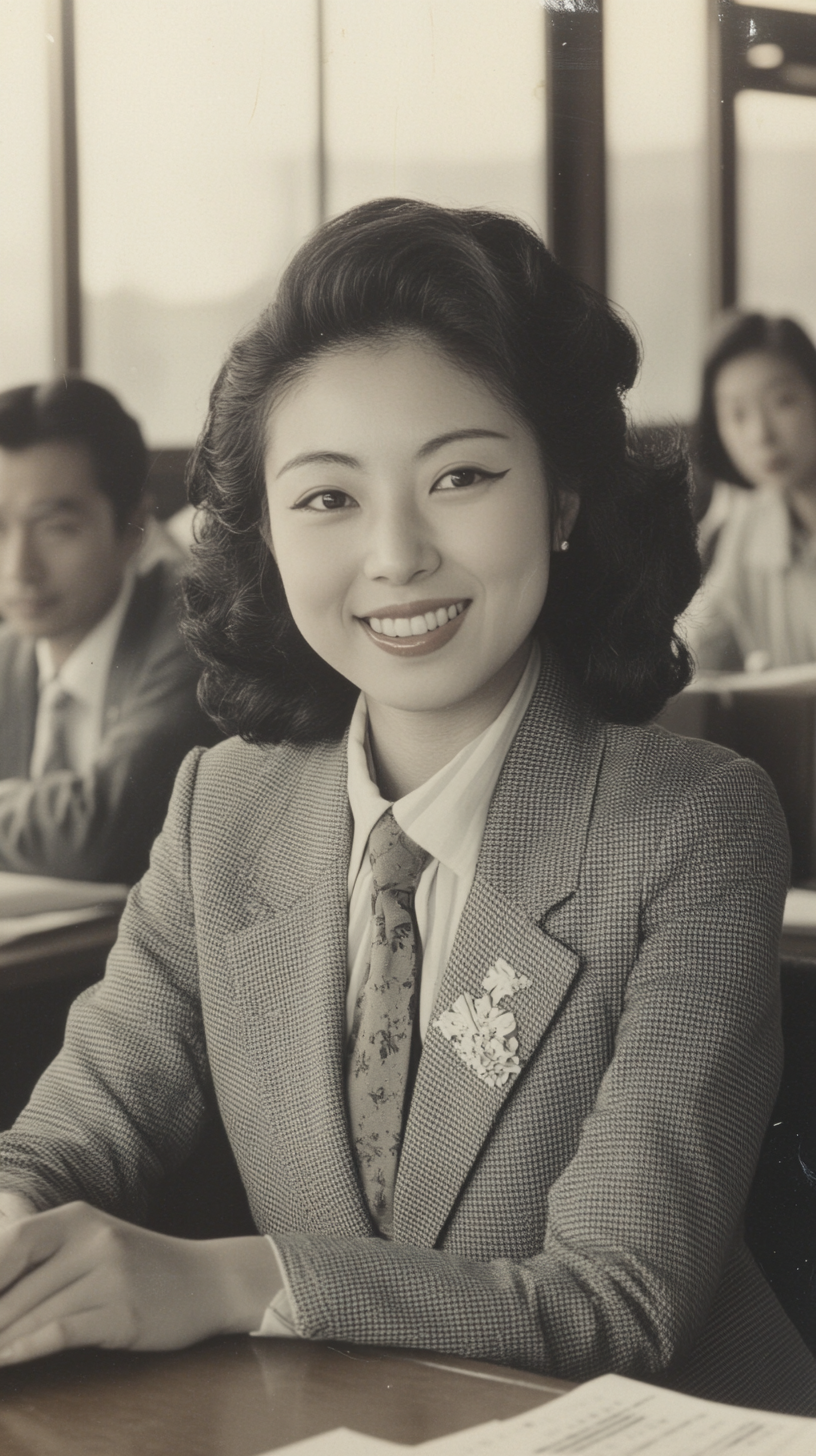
[270,756,790,1379]
[0,748,211,1219]
[0,627,212,883]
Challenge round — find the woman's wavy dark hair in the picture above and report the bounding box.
[184,197,700,740]
[696,310,816,489]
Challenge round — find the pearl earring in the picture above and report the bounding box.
[557,539,570,553]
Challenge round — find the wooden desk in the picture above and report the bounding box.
[0,1337,571,1455]
[781,927,816,961]
[0,916,119,1131]
[658,685,816,881]
[0,914,119,993]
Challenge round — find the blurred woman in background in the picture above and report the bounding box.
[687,312,816,673]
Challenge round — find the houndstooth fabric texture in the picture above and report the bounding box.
[0,648,813,1414]
[346,809,430,1237]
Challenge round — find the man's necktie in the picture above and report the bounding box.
[40,688,74,774]
[346,807,430,1237]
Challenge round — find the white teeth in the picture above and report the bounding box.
[367,602,466,638]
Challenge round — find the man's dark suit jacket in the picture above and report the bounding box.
[0,559,214,883]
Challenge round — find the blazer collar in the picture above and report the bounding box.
[231,648,606,1247]
[0,633,39,778]
[394,647,607,1247]
[104,563,172,716]
[476,642,606,916]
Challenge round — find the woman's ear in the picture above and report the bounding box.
[555,489,581,549]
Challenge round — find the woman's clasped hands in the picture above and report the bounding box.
[0,1197,281,1365]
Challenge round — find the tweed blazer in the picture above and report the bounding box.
[0,559,215,882]
[1,653,814,1413]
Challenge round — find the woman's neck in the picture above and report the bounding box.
[366,641,531,801]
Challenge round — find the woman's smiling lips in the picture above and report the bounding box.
[356,598,470,656]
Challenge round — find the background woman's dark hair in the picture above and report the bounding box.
[184,197,700,740]
[696,311,816,489]
[0,376,147,530]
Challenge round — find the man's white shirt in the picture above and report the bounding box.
[29,567,136,778]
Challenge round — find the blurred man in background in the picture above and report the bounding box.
[0,377,212,882]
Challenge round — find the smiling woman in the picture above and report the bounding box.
[0,200,813,1416]
[262,337,564,788]
[184,201,698,746]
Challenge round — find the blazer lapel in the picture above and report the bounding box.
[225,736,372,1239]
[103,565,166,724]
[0,635,38,778]
[394,650,606,1247]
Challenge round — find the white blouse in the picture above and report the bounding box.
[345,642,540,1040]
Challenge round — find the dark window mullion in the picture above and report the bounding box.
[47,0,81,372]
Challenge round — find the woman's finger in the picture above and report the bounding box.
[0,1203,110,1332]
[0,1263,116,1354]
[0,1207,68,1296]
[0,1307,110,1366]
[0,1241,95,1338]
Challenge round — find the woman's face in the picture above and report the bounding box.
[264,335,576,718]
[713,350,816,497]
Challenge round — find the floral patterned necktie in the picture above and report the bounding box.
[346,807,431,1237]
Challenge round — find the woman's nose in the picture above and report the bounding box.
[754,408,778,446]
[362,497,440,584]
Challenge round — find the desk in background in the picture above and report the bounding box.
[0,1337,571,1456]
[0,915,119,1130]
[659,670,816,883]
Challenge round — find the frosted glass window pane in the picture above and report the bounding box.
[75,0,319,446]
[737,90,816,343]
[605,0,708,423]
[0,0,52,390]
[324,0,546,238]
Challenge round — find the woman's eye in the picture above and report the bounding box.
[297,489,355,512]
[44,521,82,537]
[433,467,505,492]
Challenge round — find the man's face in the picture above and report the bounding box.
[0,441,141,663]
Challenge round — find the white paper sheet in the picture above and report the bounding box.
[257,1429,408,1455]
[784,888,816,931]
[0,871,128,946]
[688,662,816,694]
[0,871,128,918]
[416,1374,816,1454]
[257,1375,816,1455]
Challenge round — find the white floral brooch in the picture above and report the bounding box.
[433,957,532,1088]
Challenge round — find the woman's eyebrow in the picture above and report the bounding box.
[275,431,509,479]
[416,429,509,459]
[276,450,360,479]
